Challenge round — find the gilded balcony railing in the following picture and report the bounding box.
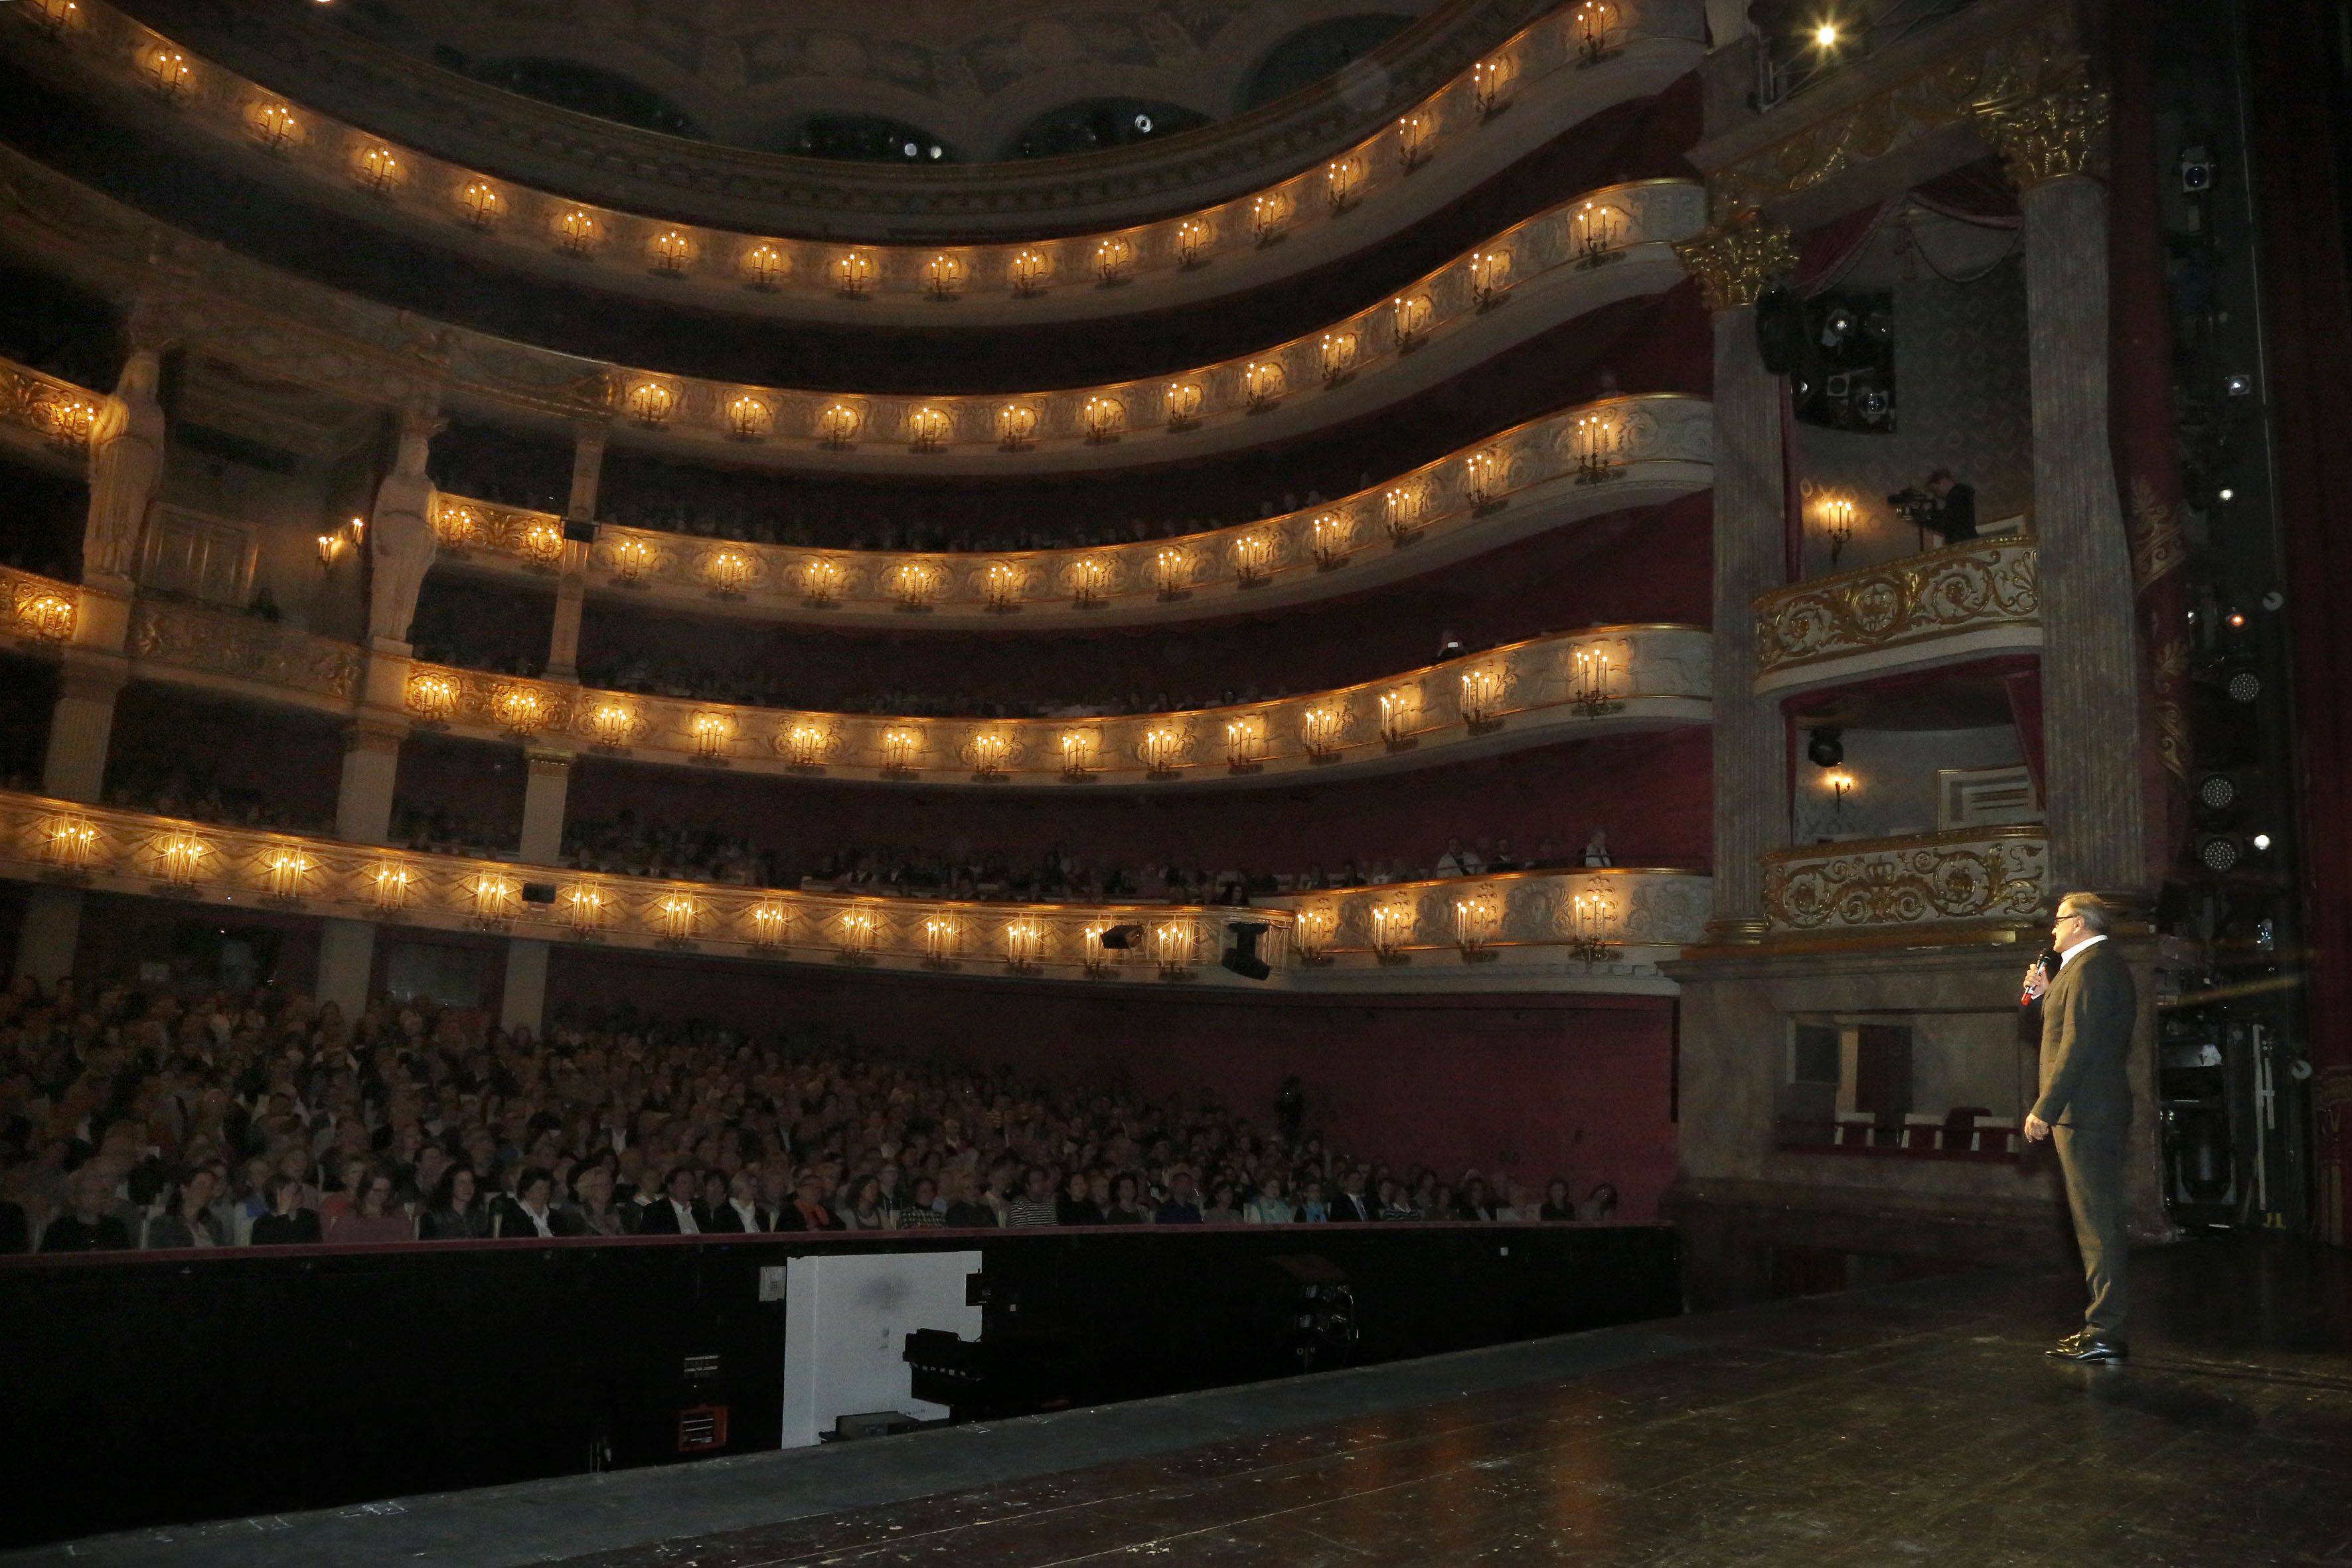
[1262,866,1709,966]
[1752,535,2038,690]
[398,623,1710,785]
[18,0,1705,321]
[128,599,365,702]
[1760,825,2047,937]
[0,789,1288,986]
[0,360,102,457]
[1,567,82,648]
[433,394,1713,623]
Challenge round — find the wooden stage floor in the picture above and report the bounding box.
[12,1234,2348,1568]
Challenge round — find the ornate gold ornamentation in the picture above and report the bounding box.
[0,361,102,453]
[1972,65,2110,191]
[5,569,78,644]
[1671,215,1796,313]
[2126,475,2187,591]
[1762,827,2047,933]
[129,602,362,699]
[1755,537,2039,678]
[2153,635,2191,783]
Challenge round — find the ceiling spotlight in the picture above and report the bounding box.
[902,141,919,157]
[2217,487,2235,501]
[1815,22,1839,45]
[1134,113,1154,133]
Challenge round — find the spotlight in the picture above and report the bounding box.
[2252,833,2272,852]
[2217,487,2234,501]
[2227,611,2246,629]
[1097,924,1144,951]
[1806,726,1845,768]
[1814,22,1839,46]
[902,141,919,157]
[2195,773,2238,811]
[2179,145,2216,193]
[1133,114,1154,133]
[2196,834,2241,873]
[1220,921,1272,981]
[928,145,943,159]
[2224,374,2254,398]
[2227,672,2262,703]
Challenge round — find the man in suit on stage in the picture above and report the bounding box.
[2021,892,2138,1363]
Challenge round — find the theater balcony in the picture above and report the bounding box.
[1758,824,2045,950]
[21,0,1706,321]
[1751,534,2039,699]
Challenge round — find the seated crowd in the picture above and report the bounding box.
[0,973,1619,1255]
[95,769,339,839]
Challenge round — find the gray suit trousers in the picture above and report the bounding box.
[2053,1121,2129,1336]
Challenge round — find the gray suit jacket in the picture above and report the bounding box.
[2031,939,2136,1128]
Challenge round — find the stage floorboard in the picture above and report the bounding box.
[13,1234,2348,1568]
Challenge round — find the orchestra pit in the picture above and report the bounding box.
[0,0,2347,1563]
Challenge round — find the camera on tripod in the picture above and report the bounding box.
[1886,485,1936,524]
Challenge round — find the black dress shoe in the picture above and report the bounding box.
[2048,1334,2128,1363]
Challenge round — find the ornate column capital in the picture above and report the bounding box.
[345,716,410,754]
[1973,68,2111,192]
[525,747,576,777]
[1672,216,1798,315]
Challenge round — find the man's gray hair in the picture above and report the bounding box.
[2056,893,2112,933]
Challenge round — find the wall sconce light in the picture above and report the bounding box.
[1009,249,1051,295]
[1069,555,1111,608]
[368,861,416,913]
[26,0,83,37]
[519,518,565,568]
[836,907,880,959]
[38,815,98,870]
[625,379,676,428]
[815,402,859,447]
[1079,921,1119,976]
[1082,396,1126,444]
[1459,663,1508,727]
[1249,190,1292,246]
[1569,199,1628,265]
[1826,769,1855,816]
[1818,495,1856,567]
[1059,728,1099,779]
[452,178,503,229]
[996,402,1039,450]
[1568,888,1618,963]
[907,405,952,453]
[728,394,775,442]
[982,561,1023,613]
[153,832,207,890]
[1293,904,1336,963]
[1395,112,1434,169]
[1571,0,1622,64]
[1319,330,1360,387]
[1243,359,1287,412]
[881,726,921,775]
[1324,156,1367,214]
[18,590,77,644]
[1472,52,1517,116]
[1383,483,1426,543]
[353,141,403,194]
[1230,530,1277,588]
[1571,646,1622,718]
[432,501,481,549]
[1151,546,1193,601]
[267,849,316,902]
[832,250,875,298]
[704,548,754,597]
[493,684,548,736]
[1378,686,1422,745]
[588,701,635,751]
[1464,446,1510,510]
[777,720,832,769]
[888,559,941,611]
[1175,218,1215,270]
[1094,235,1135,285]
[921,915,961,967]
[655,893,700,943]
[747,902,789,948]
[1139,726,1186,777]
[1154,920,1197,977]
[1309,511,1353,569]
[564,884,607,937]
[248,99,303,151]
[1301,704,1346,760]
[1467,248,1512,308]
[1454,888,1502,955]
[138,42,193,100]
[923,252,965,299]
[647,229,695,275]
[1571,411,1624,485]
[1391,292,1435,352]
[33,395,98,455]
[552,208,601,256]
[1225,713,1267,771]
[688,711,733,763]
[1370,900,1414,959]
[1003,919,1046,971]
[405,671,458,726]
[741,242,787,290]
[1163,381,1204,431]
[798,556,844,607]
[611,536,655,583]
[965,729,1011,779]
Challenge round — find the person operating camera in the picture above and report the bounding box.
[1894,467,1977,546]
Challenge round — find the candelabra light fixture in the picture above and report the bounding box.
[1175,218,1214,269]
[797,556,844,607]
[1464,446,1510,510]
[1370,900,1414,960]
[888,559,941,610]
[1818,495,1856,566]
[1071,555,1111,607]
[778,720,832,769]
[1384,483,1427,543]
[996,402,1038,449]
[139,41,193,99]
[921,915,961,967]
[1309,510,1354,569]
[688,712,733,763]
[1163,380,1204,431]
[1571,411,1624,485]
[741,242,787,290]
[39,814,98,872]
[1324,156,1367,214]
[625,378,676,427]
[552,208,601,257]
[1570,0,1622,64]
[704,548,754,597]
[1139,725,1186,778]
[1225,714,1267,772]
[836,907,880,960]
[1059,727,1099,779]
[519,518,565,567]
[1082,396,1125,443]
[16,590,76,644]
[1151,546,1193,600]
[315,531,345,573]
[747,902,789,948]
[1319,329,1360,387]
[1009,249,1050,295]
[923,252,965,299]
[588,700,636,751]
[1569,199,1628,266]
[26,0,82,36]
[815,401,859,447]
[1080,921,1118,976]
[1250,191,1292,245]
[966,728,1011,779]
[493,684,549,736]
[153,833,206,891]
[611,536,655,583]
[1459,663,1508,728]
[1472,52,1518,116]
[469,873,520,928]
[248,99,302,151]
[1243,360,1287,412]
[655,893,700,943]
[880,726,921,775]
[1468,248,1512,309]
[728,394,775,441]
[564,884,608,938]
[1301,704,1346,760]
[1378,685,1422,745]
[1003,919,1046,972]
[1571,647,1622,717]
[982,560,1024,613]
[1567,888,1618,963]
[1154,920,1197,978]
[1826,769,1855,818]
[1293,904,1336,963]
[1454,888,1502,956]
[353,141,402,193]
[832,250,876,297]
[907,405,951,453]
[1094,235,1135,285]
[406,671,458,726]
[368,861,416,913]
[1231,530,1277,588]
[647,228,694,275]
[1396,112,1434,169]
[33,395,98,455]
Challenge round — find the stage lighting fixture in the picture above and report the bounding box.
[2195,773,2238,812]
[522,882,558,904]
[1806,726,1845,768]
[2224,374,2253,397]
[2253,833,2272,852]
[1097,924,1144,951]
[2227,672,2261,702]
[1221,921,1273,981]
[2196,833,2241,873]
[2217,487,2235,501]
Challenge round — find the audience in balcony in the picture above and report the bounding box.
[102,767,338,839]
[0,971,1621,1255]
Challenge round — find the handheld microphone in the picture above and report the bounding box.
[2021,948,2058,1006]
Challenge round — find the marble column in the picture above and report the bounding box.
[1674,216,1800,941]
[546,420,605,682]
[315,918,376,1017]
[518,749,574,866]
[502,938,550,1034]
[337,718,408,845]
[42,653,127,803]
[1978,80,2150,903]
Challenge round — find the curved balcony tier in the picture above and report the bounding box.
[0,147,1700,479]
[30,0,1706,303]
[1759,826,2048,949]
[0,789,1703,994]
[0,358,103,478]
[1751,536,2040,697]
[385,622,1709,790]
[431,394,1713,627]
